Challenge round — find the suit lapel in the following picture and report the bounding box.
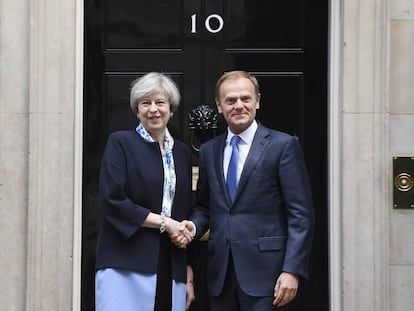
[235,125,269,202]
[212,135,231,204]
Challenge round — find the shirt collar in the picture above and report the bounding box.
[226,120,258,146]
[136,123,174,152]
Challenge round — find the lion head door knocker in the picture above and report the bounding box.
[188,105,218,153]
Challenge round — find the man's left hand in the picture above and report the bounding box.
[273,272,299,307]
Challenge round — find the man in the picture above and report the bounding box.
[177,71,314,310]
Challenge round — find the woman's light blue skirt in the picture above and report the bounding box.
[96,268,186,311]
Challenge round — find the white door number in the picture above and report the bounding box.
[191,14,224,34]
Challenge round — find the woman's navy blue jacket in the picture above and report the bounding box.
[95,130,193,283]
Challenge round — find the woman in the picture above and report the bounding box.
[95,72,195,310]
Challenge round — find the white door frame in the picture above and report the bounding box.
[73,0,84,309]
[328,0,343,310]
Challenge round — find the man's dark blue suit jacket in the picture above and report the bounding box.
[191,123,314,297]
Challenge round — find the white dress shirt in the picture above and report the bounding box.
[223,120,258,183]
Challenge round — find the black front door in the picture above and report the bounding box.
[83,0,328,310]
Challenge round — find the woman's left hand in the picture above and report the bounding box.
[186,266,195,310]
[186,282,195,310]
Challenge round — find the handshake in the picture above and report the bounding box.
[165,218,196,249]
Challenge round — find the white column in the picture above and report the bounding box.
[0,1,30,310]
[26,0,78,309]
[342,0,390,310]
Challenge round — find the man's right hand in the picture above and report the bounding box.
[169,220,195,248]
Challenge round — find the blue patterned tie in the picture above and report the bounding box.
[226,135,241,203]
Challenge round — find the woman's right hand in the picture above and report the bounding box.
[167,218,194,248]
[141,212,194,248]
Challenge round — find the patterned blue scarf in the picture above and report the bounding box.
[136,123,176,217]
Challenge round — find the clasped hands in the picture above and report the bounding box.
[167,219,195,249]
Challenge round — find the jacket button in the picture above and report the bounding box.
[224,238,229,244]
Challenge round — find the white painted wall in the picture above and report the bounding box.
[389,1,414,309]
